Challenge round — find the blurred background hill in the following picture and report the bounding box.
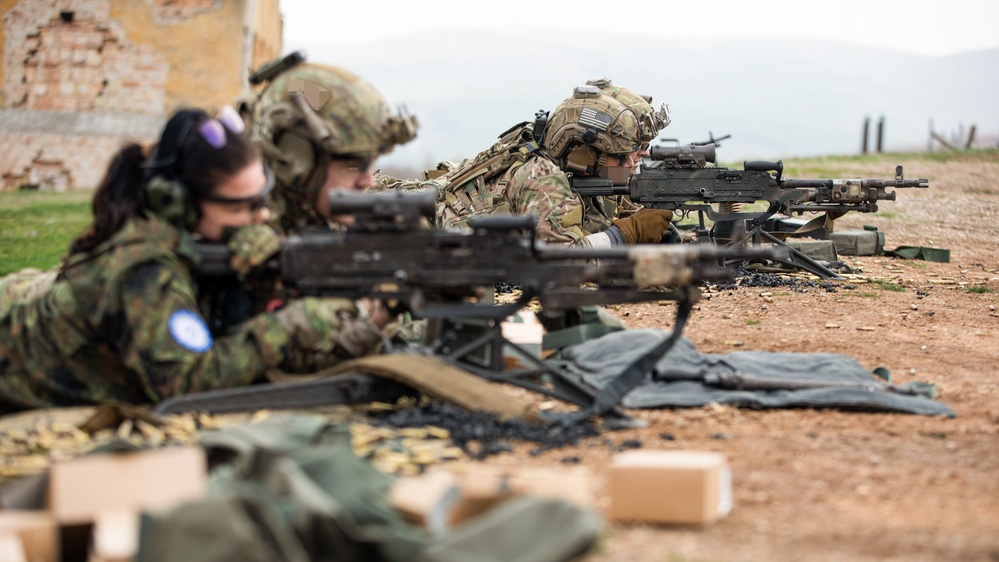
[294,31,999,176]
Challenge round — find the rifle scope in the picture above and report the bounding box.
[649,144,717,166]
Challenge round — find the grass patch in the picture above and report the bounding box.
[745,319,761,325]
[876,211,899,219]
[851,292,880,298]
[918,430,948,440]
[0,190,92,276]
[963,286,992,294]
[965,188,998,196]
[872,281,907,292]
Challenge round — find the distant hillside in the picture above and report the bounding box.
[292,30,999,175]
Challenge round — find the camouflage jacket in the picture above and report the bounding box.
[0,215,371,411]
[436,152,630,246]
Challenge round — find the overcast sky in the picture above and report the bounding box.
[280,0,999,57]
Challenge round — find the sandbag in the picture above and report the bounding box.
[830,226,885,256]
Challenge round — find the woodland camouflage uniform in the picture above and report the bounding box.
[0,215,382,411]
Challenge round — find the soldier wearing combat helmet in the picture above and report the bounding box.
[241,53,419,234]
[200,54,418,340]
[425,83,673,248]
[578,78,673,238]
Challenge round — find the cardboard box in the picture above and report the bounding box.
[389,465,596,532]
[88,510,139,562]
[607,450,731,525]
[502,311,545,359]
[389,469,463,534]
[48,445,206,526]
[0,510,59,562]
[508,468,596,510]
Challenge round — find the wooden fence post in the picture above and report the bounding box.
[861,117,870,154]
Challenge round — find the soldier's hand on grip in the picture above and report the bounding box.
[612,208,675,244]
[225,224,281,276]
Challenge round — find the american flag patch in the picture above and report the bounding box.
[579,107,611,131]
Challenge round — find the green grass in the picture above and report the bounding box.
[0,190,92,275]
[918,430,948,440]
[963,286,992,294]
[745,319,761,325]
[965,188,998,196]
[872,281,907,292]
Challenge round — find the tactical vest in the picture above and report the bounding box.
[438,121,544,220]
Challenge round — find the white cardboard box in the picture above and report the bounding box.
[607,450,732,525]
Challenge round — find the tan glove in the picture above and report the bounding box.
[611,208,675,244]
[226,224,281,276]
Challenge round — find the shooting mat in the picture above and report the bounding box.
[555,329,955,416]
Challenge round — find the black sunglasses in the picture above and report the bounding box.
[200,165,275,211]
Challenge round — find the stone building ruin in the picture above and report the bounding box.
[0,0,282,190]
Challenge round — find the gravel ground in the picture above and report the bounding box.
[497,150,999,562]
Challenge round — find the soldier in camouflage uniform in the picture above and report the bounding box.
[0,108,392,412]
[193,57,421,337]
[378,79,672,249]
[241,60,419,234]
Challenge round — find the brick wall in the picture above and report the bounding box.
[0,108,161,190]
[0,0,282,191]
[5,2,167,114]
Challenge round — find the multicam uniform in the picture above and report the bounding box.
[0,215,382,412]
[381,80,669,248]
[246,61,418,234]
[436,148,586,245]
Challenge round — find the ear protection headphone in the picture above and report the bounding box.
[144,109,209,229]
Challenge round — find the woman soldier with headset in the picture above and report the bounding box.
[0,107,393,413]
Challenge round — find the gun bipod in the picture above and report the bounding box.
[724,222,842,279]
[424,316,634,422]
[701,204,842,280]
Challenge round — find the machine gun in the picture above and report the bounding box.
[195,189,783,419]
[571,143,929,278]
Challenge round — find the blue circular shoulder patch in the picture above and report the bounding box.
[168,310,213,353]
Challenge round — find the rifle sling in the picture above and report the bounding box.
[561,293,696,423]
[152,373,414,415]
[154,354,542,423]
[320,354,543,423]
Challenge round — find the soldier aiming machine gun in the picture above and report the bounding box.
[572,143,929,278]
[194,189,783,419]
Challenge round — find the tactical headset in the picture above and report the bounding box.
[143,109,211,229]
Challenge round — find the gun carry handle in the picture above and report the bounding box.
[744,159,783,182]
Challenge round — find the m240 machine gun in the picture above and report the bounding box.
[194,189,783,419]
[572,144,929,278]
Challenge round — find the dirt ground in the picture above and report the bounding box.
[495,151,999,562]
[2,152,996,561]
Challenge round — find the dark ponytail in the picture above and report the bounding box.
[69,107,261,255]
[69,143,147,255]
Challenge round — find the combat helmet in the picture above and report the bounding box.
[586,78,670,146]
[244,52,419,196]
[541,85,644,176]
